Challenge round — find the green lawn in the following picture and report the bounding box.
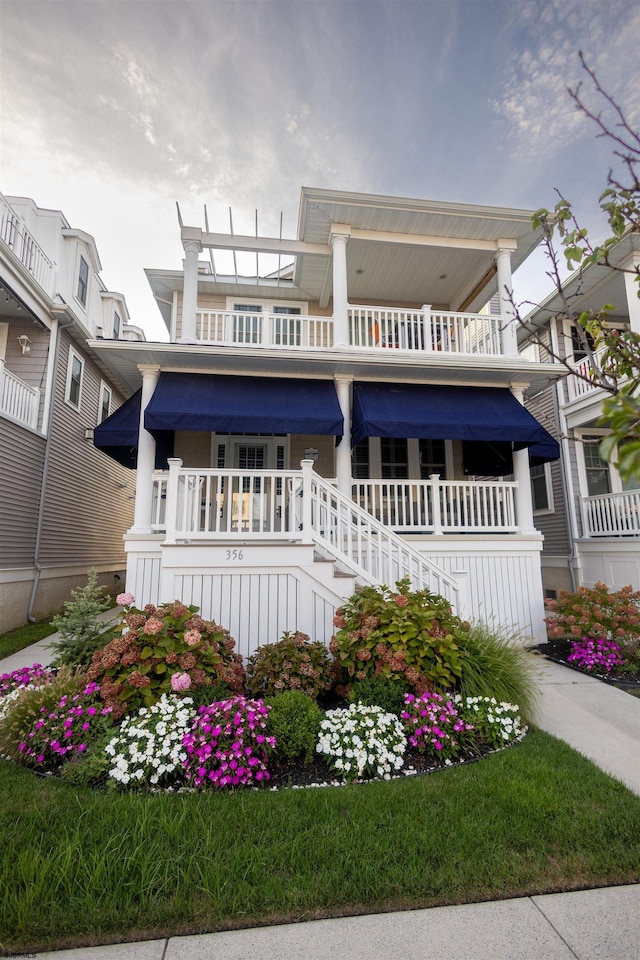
[0,618,56,662]
[1,727,639,954]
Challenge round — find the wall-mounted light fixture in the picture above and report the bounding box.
[84,427,94,441]
[17,334,32,354]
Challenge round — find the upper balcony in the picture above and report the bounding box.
[0,193,55,298]
[195,304,505,357]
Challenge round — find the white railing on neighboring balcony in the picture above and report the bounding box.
[582,489,640,537]
[353,477,517,533]
[348,306,503,355]
[0,362,39,429]
[0,193,55,296]
[194,304,505,356]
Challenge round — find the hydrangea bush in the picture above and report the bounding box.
[401,691,475,762]
[316,703,406,782]
[567,637,624,674]
[330,578,466,694]
[105,693,195,788]
[545,582,640,642]
[183,696,276,789]
[86,600,245,718]
[245,631,333,699]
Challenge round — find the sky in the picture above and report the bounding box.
[1,0,639,342]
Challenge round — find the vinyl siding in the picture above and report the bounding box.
[38,331,135,567]
[0,418,46,566]
[527,386,570,555]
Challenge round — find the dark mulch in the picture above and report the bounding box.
[535,638,640,687]
[267,744,489,790]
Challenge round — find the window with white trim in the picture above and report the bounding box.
[113,311,121,340]
[530,462,554,512]
[66,349,84,408]
[98,382,112,424]
[77,256,89,306]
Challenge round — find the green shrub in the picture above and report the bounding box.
[187,680,234,710]
[0,667,86,762]
[348,676,409,716]
[86,601,245,719]
[59,730,115,787]
[245,631,333,700]
[455,622,540,723]
[330,578,466,693]
[545,582,640,643]
[49,568,115,667]
[265,690,323,764]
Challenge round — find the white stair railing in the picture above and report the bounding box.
[300,461,465,615]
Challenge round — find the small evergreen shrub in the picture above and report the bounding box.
[330,578,466,693]
[245,631,333,699]
[49,568,115,667]
[86,600,245,719]
[348,676,409,717]
[265,690,323,764]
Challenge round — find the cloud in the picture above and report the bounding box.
[494,0,640,161]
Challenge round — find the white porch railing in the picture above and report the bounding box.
[196,310,333,349]
[0,193,55,296]
[353,477,517,533]
[194,304,505,356]
[348,306,503,355]
[0,362,39,429]
[582,489,640,537]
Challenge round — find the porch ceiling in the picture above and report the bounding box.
[88,339,564,399]
[296,188,543,311]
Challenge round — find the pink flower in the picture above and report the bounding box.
[143,617,164,635]
[184,629,202,647]
[171,672,192,691]
[117,592,136,607]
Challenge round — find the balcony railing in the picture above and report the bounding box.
[0,362,39,429]
[582,489,640,537]
[195,305,505,356]
[0,194,55,296]
[353,477,517,533]
[150,470,518,537]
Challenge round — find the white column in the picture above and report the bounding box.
[300,458,315,543]
[180,229,202,342]
[335,376,353,496]
[622,254,640,334]
[511,384,536,535]
[330,228,350,347]
[495,241,519,357]
[130,365,160,534]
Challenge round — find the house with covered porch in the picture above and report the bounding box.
[91,187,562,658]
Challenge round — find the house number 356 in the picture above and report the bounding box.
[225,549,244,561]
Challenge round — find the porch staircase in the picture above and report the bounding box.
[302,467,465,615]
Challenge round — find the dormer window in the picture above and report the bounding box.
[113,311,121,340]
[77,255,89,306]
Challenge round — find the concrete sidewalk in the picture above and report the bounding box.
[2,641,639,959]
[35,884,640,959]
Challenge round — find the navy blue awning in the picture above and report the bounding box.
[352,382,560,463]
[144,373,344,437]
[94,390,173,469]
[93,390,141,468]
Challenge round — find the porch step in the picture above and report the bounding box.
[313,550,357,582]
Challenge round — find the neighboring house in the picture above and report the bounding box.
[0,193,144,632]
[91,186,563,656]
[521,233,640,595]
